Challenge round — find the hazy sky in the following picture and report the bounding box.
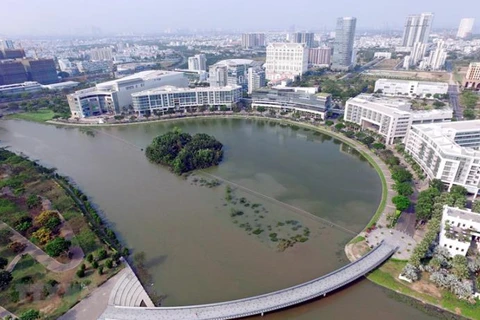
[1,0,478,36]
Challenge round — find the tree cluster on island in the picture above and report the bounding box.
[145,128,223,175]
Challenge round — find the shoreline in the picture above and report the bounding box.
[5,113,464,319]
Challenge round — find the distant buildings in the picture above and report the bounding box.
[0,81,43,96]
[209,59,263,91]
[401,12,434,48]
[374,79,449,98]
[405,120,480,194]
[457,18,475,39]
[439,205,480,257]
[308,47,332,67]
[77,61,112,74]
[331,17,357,71]
[345,94,452,144]
[0,39,14,50]
[241,33,266,49]
[464,62,480,90]
[67,70,188,118]
[0,59,57,85]
[187,54,207,71]
[252,87,332,119]
[374,52,392,59]
[264,43,308,82]
[247,67,266,94]
[90,47,113,61]
[422,40,447,71]
[290,32,315,48]
[131,85,242,115]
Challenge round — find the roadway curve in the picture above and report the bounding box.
[99,241,396,320]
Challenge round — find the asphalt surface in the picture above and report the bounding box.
[448,84,462,120]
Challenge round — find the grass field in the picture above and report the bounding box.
[6,109,55,122]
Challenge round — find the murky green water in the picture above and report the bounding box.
[0,118,436,319]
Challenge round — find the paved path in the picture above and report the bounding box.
[366,229,416,260]
[99,242,396,320]
[0,221,83,272]
[58,269,127,320]
[0,306,16,319]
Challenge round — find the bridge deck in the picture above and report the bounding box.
[99,242,395,320]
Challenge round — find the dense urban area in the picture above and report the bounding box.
[1,7,480,320]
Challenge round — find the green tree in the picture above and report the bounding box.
[76,268,85,278]
[325,120,334,126]
[394,182,414,196]
[0,229,12,245]
[334,123,345,131]
[429,179,444,192]
[45,237,71,257]
[97,249,107,260]
[391,167,413,183]
[256,106,266,112]
[371,142,386,150]
[98,266,104,275]
[86,253,94,263]
[0,271,13,290]
[463,108,476,120]
[392,195,410,211]
[452,255,469,279]
[19,309,40,320]
[0,257,7,270]
[92,261,99,269]
[105,259,113,269]
[415,187,440,221]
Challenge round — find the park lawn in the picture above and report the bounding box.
[7,109,55,122]
[368,258,480,319]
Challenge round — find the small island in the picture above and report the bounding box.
[145,128,223,175]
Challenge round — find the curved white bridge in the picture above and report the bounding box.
[99,241,396,320]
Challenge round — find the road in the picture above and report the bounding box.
[449,84,462,120]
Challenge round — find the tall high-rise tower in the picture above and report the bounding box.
[457,18,475,39]
[401,12,434,48]
[332,17,357,71]
[290,32,315,48]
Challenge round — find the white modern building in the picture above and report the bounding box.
[422,40,447,71]
[187,54,207,71]
[457,18,475,39]
[345,94,452,144]
[374,52,392,59]
[90,47,113,61]
[308,47,332,67]
[265,43,308,82]
[247,67,266,94]
[0,81,42,95]
[401,13,434,48]
[439,205,480,257]
[405,120,480,194]
[131,85,242,115]
[374,79,449,98]
[404,42,427,69]
[67,70,188,118]
[331,17,357,71]
[209,59,263,91]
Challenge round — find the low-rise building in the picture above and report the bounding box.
[209,59,263,92]
[405,120,480,194]
[0,81,42,95]
[131,85,242,115]
[439,205,480,257]
[252,87,331,119]
[67,70,188,118]
[374,79,449,98]
[345,94,452,144]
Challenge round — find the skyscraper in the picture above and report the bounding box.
[241,33,265,49]
[457,18,475,39]
[290,32,315,48]
[187,54,207,71]
[401,13,434,48]
[331,17,357,71]
[424,40,447,71]
[0,39,14,50]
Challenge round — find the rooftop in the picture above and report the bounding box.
[132,85,241,96]
[347,94,412,116]
[444,206,480,225]
[99,70,182,87]
[212,59,261,67]
[376,78,449,87]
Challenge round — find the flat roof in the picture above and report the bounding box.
[376,78,449,87]
[98,70,182,87]
[347,94,411,116]
[444,206,480,224]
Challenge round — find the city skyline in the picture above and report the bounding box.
[0,0,478,36]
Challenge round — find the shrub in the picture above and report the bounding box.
[0,270,13,290]
[97,249,107,260]
[26,195,40,209]
[98,266,104,275]
[92,261,99,269]
[392,195,410,211]
[45,237,71,257]
[0,229,12,245]
[34,211,59,227]
[0,257,7,270]
[31,227,53,245]
[19,309,40,320]
[8,241,27,254]
[86,253,94,263]
[76,268,85,278]
[105,259,113,269]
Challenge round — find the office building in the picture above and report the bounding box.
[264,43,308,82]
[208,59,263,91]
[67,70,188,118]
[308,47,332,67]
[241,33,266,49]
[174,69,208,83]
[290,32,315,48]
[0,49,26,60]
[247,67,266,94]
[0,81,42,95]
[0,39,14,50]
[464,62,480,90]
[439,205,480,257]
[252,87,332,118]
[0,61,28,85]
[374,79,448,98]
[345,94,452,144]
[187,54,207,71]
[332,17,357,71]
[423,40,447,71]
[90,47,113,61]
[132,85,241,115]
[401,12,434,48]
[24,59,58,84]
[457,18,475,39]
[405,120,480,194]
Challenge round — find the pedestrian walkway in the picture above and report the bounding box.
[0,306,16,319]
[99,242,396,320]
